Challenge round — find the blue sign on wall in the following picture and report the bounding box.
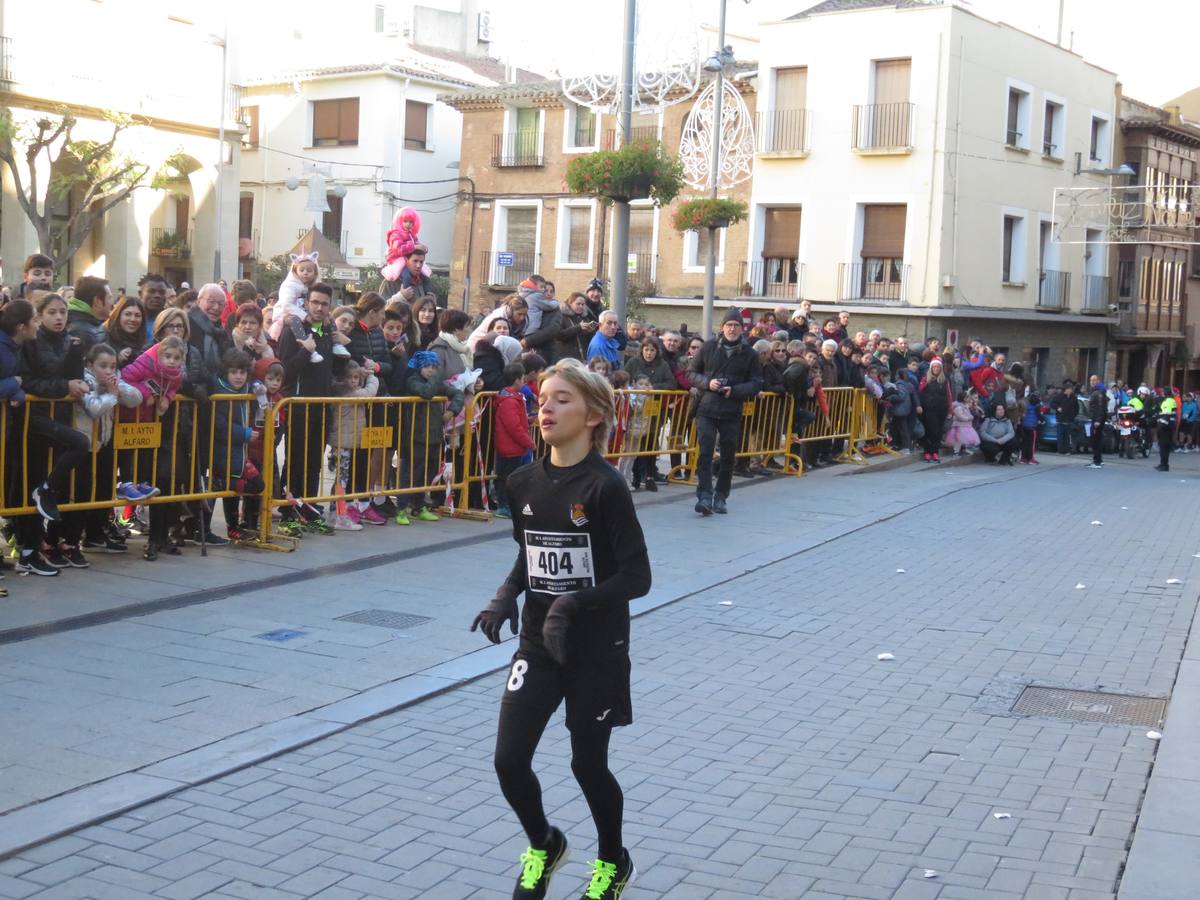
[497,252,515,267]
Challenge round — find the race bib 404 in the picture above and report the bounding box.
[525,531,596,594]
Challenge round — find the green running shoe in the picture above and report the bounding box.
[303,518,336,536]
[415,507,440,522]
[513,827,568,899]
[277,519,304,538]
[583,849,635,899]
[393,509,412,526]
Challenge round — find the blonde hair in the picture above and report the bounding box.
[539,358,615,455]
[157,335,186,357]
[153,307,190,341]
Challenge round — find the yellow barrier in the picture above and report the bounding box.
[734,391,802,475]
[853,389,899,457]
[456,389,696,515]
[790,386,866,465]
[256,394,457,544]
[0,395,252,517]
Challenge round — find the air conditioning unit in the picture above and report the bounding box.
[478,11,493,42]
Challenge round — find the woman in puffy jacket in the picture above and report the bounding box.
[622,337,676,391]
[917,356,952,462]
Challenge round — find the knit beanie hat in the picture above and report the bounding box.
[253,356,283,381]
[408,350,439,370]
[723,306,744,325]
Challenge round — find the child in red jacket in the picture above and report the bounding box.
[493,362,535,519]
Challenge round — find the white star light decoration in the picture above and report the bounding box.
[679,78,755,190]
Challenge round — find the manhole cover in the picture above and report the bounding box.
[1012,687,1165,727]
[335,609,433,630]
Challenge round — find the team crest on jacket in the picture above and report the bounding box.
[570,503,588,527]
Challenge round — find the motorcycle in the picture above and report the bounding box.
[1115,406,1147,459]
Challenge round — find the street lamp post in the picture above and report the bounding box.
[609,0,637,323]
[701,2,731,339]
[212,22,228,283]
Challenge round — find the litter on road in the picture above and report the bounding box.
[1147,731,1163,740]
[993,812,1012,819]
[877,652,895,661]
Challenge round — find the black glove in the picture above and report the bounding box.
[470,593,519,644]
[541,593,582,666]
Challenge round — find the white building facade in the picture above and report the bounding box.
[744,0,1121,384]
[237,63,473,282]
[0,0,242,292]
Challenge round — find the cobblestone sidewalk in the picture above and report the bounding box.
[1,459,1197,899]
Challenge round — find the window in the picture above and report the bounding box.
[242,106,259,148]
[860,204,906,298]
[1042,99,1063,158]
[374,4,385,32]
[874,58,910,105]
[684,227,726,271]
[1002,214,1026,283]
[762,207,801,261]
[557,202,593,267]
[490,204,540,285]
[1006,87,1029,149]
[1090,115,1110,164]
[322,193,343,246]
[564,103,597,151]
[238,195,253,240]
[405,100,429,150]
[774,66,807,110]
[312,98,359,147]
[629,207,654,255]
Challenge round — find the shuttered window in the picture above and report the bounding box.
[313,98,359,146]
[564,205,591,264]
[629,208,654,254]
[873,58,911,104]
[774,67,807,110]
[405,101,429,149]
[861,205,906,258]
[505,207,538,255]
[762,208,801,259]
[322,194,343,244]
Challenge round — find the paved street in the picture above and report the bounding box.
[1,454,1199,898]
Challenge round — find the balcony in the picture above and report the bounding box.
[1082,274,1110,314]
[602,126,659,150]
[151,227,191,260]
[738,260,805,300]
[851,103,914,154]
[755,110,811,156]
[598,252,656,291]
[1036,269,1070,311]
[491,132,544,168]
[481,250,539,288]
[838,261,910,303]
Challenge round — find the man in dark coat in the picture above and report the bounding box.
[687,307,762,516]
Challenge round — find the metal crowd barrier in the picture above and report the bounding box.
[791,386,866,465]
[255,394,460,544]
[0,394,251,517]
[456,389,697,515]
[1,386,888,542]
[734,391,803,474]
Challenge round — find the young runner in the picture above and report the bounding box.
[471,357,652,900]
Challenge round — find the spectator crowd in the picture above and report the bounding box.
[0,251,1191,592]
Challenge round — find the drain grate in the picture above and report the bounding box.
[335,609,433,630]
[1012,686,1166,727]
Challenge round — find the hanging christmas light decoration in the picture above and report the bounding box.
[679,77,755,190]
[560,2,700,113]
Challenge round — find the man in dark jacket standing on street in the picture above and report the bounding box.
[688,307,762,516]
[1087,376,1108,468]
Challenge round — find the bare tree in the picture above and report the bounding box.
[0,107,159,270]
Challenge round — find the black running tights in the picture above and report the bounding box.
[494,702,624,862]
